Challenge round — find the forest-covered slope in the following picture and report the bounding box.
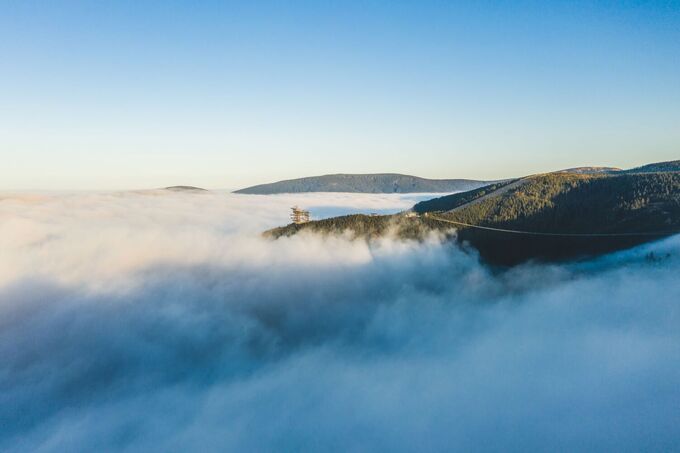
[235,173,489,194]
[624,160,680,173]
[420,172,680,264]
[267,171,680,265]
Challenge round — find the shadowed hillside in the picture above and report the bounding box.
[419,172,680,264]
[267,170,680,265]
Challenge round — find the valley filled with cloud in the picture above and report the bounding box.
[1,191,679,451]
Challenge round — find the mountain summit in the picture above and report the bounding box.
[234,173,491,194]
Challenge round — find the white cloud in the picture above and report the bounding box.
[1,191,679,452]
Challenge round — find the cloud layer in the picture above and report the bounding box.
[1,191,679,452]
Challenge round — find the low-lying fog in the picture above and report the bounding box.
[1,190,679,452]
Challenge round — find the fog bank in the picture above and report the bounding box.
[1,191,679,452]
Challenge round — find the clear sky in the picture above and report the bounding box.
[2,0,679,190]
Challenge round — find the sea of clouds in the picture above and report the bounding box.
[1,190,679,452]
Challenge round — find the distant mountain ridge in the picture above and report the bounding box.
[555,160,680,175]
[234,173,491,194]
[266,159,680,265]
[624,160,680,173]
[164,186,208,192]
[556,166,622,174]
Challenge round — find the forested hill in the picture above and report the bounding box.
[417,172,679,233]
[419,171,680,264]
[267,171,680,265]
[624,160,680,173]
[235,174,490,194]
[552,160,680,175]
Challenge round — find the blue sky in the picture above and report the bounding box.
[2,0,679,189]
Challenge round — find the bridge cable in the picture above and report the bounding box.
[425,214,679,238]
